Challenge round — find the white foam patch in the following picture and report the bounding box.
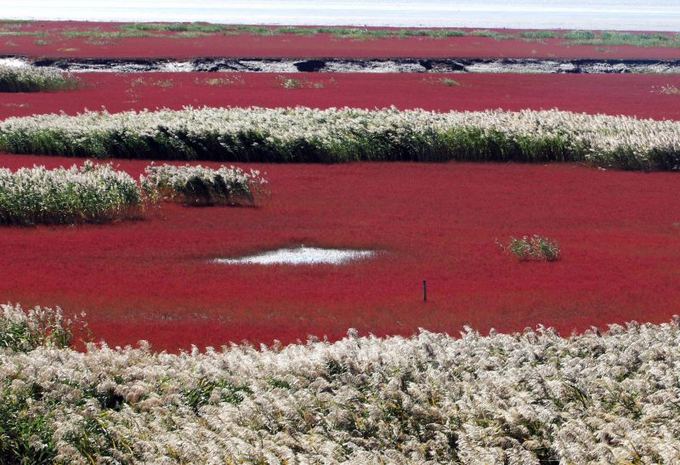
[213,246,376,265]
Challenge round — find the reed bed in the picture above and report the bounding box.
[2,303,680,464]
[1,107,678,170]
[141,163,267,206]
[0,161,141,225]
[0,162,265,225]
[0,64,78,92]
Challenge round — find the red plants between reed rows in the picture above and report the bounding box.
[1,72,680,121]
[0,154,678,351]
[2,21,680,60]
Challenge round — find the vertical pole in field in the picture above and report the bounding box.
[423,280,427,303]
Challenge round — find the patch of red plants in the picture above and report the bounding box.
[0,154,678,351]
[1,72,680,120]
[2,21,680,59]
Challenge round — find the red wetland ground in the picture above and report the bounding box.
[0,23,679,350]
[1,73,679,121]
[0,155,678,351]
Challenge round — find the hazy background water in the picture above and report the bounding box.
[1,0,679,31]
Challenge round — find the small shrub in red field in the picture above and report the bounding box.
[501,235,561,262]
[0,64,79,92]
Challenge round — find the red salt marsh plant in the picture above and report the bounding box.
[0,158,677,351]
[2,73,679,122]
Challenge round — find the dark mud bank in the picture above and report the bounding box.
[11,56,680,74]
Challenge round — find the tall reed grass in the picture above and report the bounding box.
[0,65,78,92]
[1,107,678,170]
[2,303,680,464]
[0,162,268,225]
[141,163,267,206]
[0,162,142,225]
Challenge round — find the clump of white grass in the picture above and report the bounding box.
[0,162,269,225]
[0,64,78,92]
[141,163,267,206]
[0,161,143,225]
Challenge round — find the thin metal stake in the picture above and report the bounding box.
[423,280,427,302]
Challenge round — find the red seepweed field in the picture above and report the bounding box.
[1,72,680,121]
[0,155,678,351]
[1,21,679,351]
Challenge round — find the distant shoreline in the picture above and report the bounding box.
[2,21,679,63]
[1,19,678,36]
[2,0,679,32]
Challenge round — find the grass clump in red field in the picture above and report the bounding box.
[0,65,78,92]
[0,303,83,352]
[275,76,335,90]
[654,84,680,95]
[501,234,561,262]
[141,164,268,206]
[0,161,142,225]
[0,162,267,225]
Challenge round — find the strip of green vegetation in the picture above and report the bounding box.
[564,30,596,41]
[121,22,227,33]
[565,30,680,47]
[121,23,680,46]
[0,19,32,24]
[60,29,151,39]
[469,29,511,39]
[121,23,496,40]
[520,30,557,40]
[0,31,44,37]
[120,23,470,40]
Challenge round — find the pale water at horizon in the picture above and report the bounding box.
[1,0,679,31]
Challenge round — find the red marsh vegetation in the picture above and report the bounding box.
[0,155,677,351]
[1,72,679,121]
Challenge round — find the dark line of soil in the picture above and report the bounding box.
[7,56,680,74]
